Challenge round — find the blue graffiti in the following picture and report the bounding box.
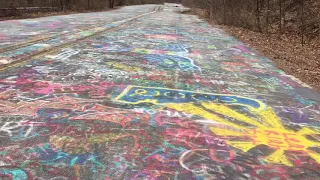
[144,54,201,72]
[92,42,132,52]
[157,44,189,52]
[0,167,29,180]
[116,86,266,111]
[36,143,95,166]
[35,143,106,172]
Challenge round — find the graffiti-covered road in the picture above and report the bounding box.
[1,3,320,180]
[0,5,159,65]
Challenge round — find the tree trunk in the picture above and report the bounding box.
[279,0,282,34]
[266,0,270,34]
[301,1,305,45]
[256,0,262,32]
[223,0,226,24]
[109,0,115,8]
[27,0,34,6]
[209,0,214,20]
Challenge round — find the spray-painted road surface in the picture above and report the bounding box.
[0,5,159,65]
[1,3,320,180]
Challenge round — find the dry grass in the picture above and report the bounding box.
[218,25,320,90]
[190,8,208,19]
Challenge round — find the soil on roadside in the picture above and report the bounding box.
[218,24,320,90]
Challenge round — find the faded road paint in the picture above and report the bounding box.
[0,3,320,180]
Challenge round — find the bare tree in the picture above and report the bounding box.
[9,0,16,8]
[63,0,71,10]
[27,0,34,6]
[109,0,115,8]
[206,0,214,20]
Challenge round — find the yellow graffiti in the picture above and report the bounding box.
[166,102,320,166]
[133,48,152,54]
[132,48,181,56]
[165,103,243,129]
[115,86,320,166]
[107,62,142,72]
[50,133,122,154]
[207,45,217,49]
[265,149,292,166]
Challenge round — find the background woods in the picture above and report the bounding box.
[1,0,318,42]
[0,0,165,15]
[182,0,319,43]
[0,0,169,21]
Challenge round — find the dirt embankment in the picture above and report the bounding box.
[219,24,320,90]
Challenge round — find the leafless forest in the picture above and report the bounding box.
[182,0,319,43]
[0,0,172,22]
[0,0,169,8]
[1,0,318,41]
